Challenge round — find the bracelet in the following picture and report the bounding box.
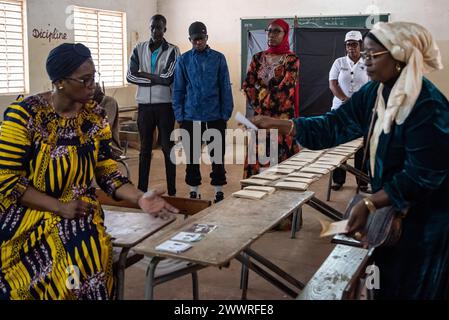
[287,120,295,136]
[363,197,377,214]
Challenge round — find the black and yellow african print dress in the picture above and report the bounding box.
[0,93,129,299]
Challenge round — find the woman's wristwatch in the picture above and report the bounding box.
[363,197,377,214]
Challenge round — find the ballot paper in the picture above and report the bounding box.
[266,167,296,174]
[243,186,276,194]
[253,174,283,181]
[171,232,204,243]
[235,111,258,130]
[184,223,217,234]
[232,189,267,200]
[155,240,192,253]
[319,219,349,237]
[288,172,318,179]
[240,178,272,186]
[274,181,309,191]
[283,176,315,184]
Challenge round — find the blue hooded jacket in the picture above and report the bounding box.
[173,46,233,122]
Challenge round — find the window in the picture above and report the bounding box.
[0,0,28,95]
[73,6,127,87]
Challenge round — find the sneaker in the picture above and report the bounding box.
[189,191,201,199]
[331,183,343,191]
[214,191,224,203]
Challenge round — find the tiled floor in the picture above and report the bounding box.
[117,146,359,300]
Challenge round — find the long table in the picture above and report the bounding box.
[133,190,314,299]
[241,138,368,224]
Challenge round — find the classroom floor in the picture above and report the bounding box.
[118,145,359,300]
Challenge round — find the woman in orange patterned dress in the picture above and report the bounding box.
[242,19,300,178]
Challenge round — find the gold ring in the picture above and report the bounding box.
[354,232,362,239]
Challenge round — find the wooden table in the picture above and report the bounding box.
[133,190,314,299]
[241,138,368,224]
[103,207,176,299]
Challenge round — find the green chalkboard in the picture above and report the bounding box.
[241,14,390,84]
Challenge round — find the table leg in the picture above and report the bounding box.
[144,256,163,300]
[116,247,131,300]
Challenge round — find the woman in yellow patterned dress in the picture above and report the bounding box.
[0,43,178,300]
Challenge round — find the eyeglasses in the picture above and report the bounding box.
[360,50,390,60]
[64,72,100,88]
[265,28,284,35]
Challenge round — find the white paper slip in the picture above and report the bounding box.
[283,160,307,166]
[300,167,329,174]
[171,232,204,243]
[243,186,276,194]
[285,158,310,164]
[319,219,349,237]
[277,164,301,170]
[240,178,272,186]
[283,176,315,184]
[184,223,217,234]
[275,181,309,191]
[308,164,336,170]
[327,150,349,156]
[235,111,258,130]
[288,172,318,179]
[253,174,283,181]
[155,240,192,253]
[315,160,341,166]
[232,189,267,200]
[266,167,295,174]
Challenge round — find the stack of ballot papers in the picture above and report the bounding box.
[240,178,272,186]
[232,189,268,200]
[233,185,276,200]
[243,186,276,194]
[155,240,192,253]
[274,181,308,191]
[319,219,349,237]
[171,232,204,242]
[155,224,218,254]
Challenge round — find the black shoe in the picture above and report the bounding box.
[214,191,224,203]
[331,183,343,191]
[190,191,200,199]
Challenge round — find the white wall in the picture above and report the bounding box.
[159,0,449,127]
[0,0,158,114]
[2,0,448,123]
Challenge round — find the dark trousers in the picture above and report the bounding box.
[137,103,176,195]
[180,120,227,187]
[332,147,367,187]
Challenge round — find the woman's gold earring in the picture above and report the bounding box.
[58,86,64,90]
[396,63,402,73]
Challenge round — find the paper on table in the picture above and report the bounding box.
[232,189,267,200]
[243,186,276,194]
[155,240,192,253]
[171,232,204,242]
[319,219,349,237]
[235,112,258,130]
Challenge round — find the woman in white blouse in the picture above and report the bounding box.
[329,30,369,191]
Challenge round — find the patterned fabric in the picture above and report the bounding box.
[242,51,300,178]
[0,93,129,300]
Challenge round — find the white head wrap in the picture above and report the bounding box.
[368,22,443,175]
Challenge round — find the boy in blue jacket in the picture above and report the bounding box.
[173,21,234,203]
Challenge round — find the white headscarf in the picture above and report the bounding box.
[368,22,443,175]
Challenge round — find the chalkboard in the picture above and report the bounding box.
[241,14,390,84]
